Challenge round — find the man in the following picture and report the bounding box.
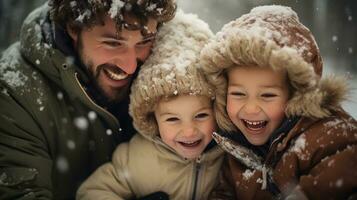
[0,0,176,199]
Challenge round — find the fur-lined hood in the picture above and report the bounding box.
[200,5,348,132]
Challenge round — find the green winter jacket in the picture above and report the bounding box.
[0,4,131,200]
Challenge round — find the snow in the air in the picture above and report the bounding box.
[56,156,69,173]
[106,129,113,136]
[74,116,89,130]
[67,140,76,150]
[57,92,64,100]
[88,111,97,121]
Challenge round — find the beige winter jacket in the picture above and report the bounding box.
[76,133,224,200]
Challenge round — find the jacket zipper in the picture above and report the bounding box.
[191,157,202,200]
[74,73,119,127]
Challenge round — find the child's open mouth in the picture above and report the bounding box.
[178,140,202,148]
[242,119,268,132]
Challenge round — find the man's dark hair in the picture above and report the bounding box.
[49,0,177,33]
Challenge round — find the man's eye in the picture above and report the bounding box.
[165,117,179,122]
[137,38,154,46]
[195,113,209,119]
[103,41,122,47]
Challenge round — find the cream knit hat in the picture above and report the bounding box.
[129,10,214,136]
[200,5,347,132]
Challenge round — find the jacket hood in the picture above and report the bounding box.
[129,10,214,137]
[19,3,89,90]
[200,5,348,132]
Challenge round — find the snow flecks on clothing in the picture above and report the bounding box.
[56,156,69,173]
[74,116,89,130]
[108,0,125,19]
[324,118,343,128]
[0,47,28,88]
[34,24,42,40]
[0,71,28,88]
[289,134,310,160]
[242,169,255,180]
[223,5,312,59]
[67,140,76,150]
[35,59,40,65]
[327,159,335,167]
[65,56,75,66]
[1,88,9,96]
[88,111,97,121]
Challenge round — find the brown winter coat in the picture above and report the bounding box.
[199,5,357,200]
[211,108,357,199]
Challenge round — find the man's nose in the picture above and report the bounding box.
[116,47,138,75]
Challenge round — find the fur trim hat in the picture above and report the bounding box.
[200,5,348,132]
[129,10,214,136]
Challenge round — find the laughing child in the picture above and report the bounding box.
[200,5,357,200]
[76,11,224,200]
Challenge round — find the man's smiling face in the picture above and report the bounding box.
[69,14,158,102]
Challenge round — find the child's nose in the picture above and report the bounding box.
[242,101,261,115]
[182,125,197,138]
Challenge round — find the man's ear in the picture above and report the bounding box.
[66,24,78,43]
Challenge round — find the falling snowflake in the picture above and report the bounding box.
[332,35,338,42]
[67,140,76,150]
[56,156,69,173]
[88,111,97,121]
[57,92,64,100]
[106,129,113,135]
[74,117,89,130]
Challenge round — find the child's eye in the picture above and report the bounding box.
[195,113,209,119]
[261,93,277,98]
[165,117,179,122]
[230,92,245,96]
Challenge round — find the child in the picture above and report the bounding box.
[76,11,224,200]
[200,5,357,200]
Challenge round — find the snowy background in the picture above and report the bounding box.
[0,0,356,118]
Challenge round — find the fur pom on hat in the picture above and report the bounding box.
[129,10,214,136]
[200,5,348,132]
